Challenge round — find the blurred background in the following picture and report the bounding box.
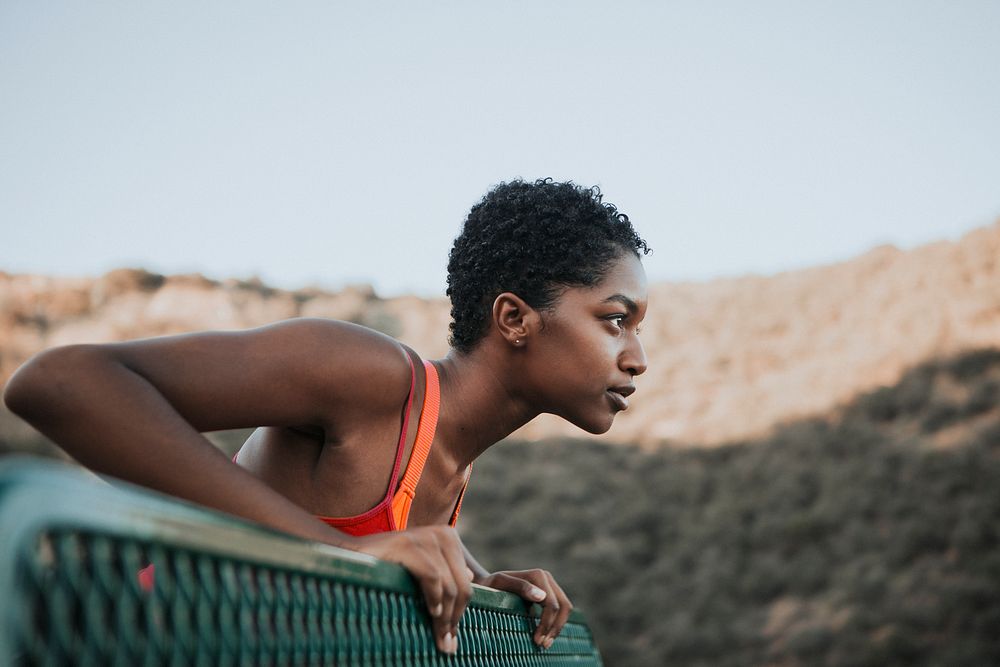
[2,2,999,664]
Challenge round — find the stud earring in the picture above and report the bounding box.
[515,339,521,344]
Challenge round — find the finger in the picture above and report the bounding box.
[417,561,450,643]
[488,572,546,604]
[426,533,460,654]
[430,568,456,655]
[531,572,559,647]
[402,538,451,653]
[356,531,458,654]
[547,579,573,649]
[424,527,471,655]
[439,531,473,647]
[490,570,553,646]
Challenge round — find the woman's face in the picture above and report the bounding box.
[525,251,648,434]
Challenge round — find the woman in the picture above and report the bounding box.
[4,178,650,655]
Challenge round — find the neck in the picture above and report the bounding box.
[430,342,537,472]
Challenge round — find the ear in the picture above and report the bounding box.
[492,292,540,347]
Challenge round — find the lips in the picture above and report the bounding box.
[607,384,635,411]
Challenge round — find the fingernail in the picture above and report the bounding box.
[529,586,546,601]
[441,632,454,654]
[431,603,443,618]
[451,633,459,653]
[545,636,555,649]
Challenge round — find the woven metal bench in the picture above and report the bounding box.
[0,457,603,666]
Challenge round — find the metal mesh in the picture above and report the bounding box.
[0,460,602,666]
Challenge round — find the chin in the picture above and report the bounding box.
[570,413,615,435]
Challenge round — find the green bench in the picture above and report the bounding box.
[0,458,603,665]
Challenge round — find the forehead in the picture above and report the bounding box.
[598,252,647,295]
[560,252,648,312]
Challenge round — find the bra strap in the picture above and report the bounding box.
[449,464,472,527]
[386,352,418,501]
[391,360,441,530]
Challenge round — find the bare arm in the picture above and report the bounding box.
[3,319,470,654]
[4,320,390,541]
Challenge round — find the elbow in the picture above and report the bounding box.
[3,345,99,422]
[3,353,46,419]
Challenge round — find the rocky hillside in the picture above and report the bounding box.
[460,349,1000,666]
[2,222,999,446]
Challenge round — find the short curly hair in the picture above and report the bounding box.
[446,178,650,352]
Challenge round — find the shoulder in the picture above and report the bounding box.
[257,318,418,419]
[263,317,411,362]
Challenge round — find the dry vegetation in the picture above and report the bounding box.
[459,349,1000,665]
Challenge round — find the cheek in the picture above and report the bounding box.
[546,333,615,382]
[538,314,620,378]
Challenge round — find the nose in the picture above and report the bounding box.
[621,334,648,377]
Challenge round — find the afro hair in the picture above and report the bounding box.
[446,178,650,352]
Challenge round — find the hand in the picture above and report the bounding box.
[477,569,573,649]
[354,526,473,655]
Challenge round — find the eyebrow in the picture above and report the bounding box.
[602,294,639,314]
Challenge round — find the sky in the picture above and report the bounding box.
[2,1,999,297]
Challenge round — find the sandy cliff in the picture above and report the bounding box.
[2,222,999,446]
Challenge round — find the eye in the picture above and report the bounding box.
[606,314,628,331]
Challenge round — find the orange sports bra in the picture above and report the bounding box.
[234,355,470,537]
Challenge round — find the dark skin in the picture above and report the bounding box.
[4,252,648,654]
